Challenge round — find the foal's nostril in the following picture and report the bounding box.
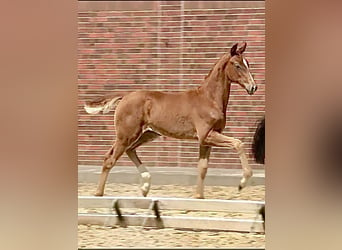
[248,85,257,95]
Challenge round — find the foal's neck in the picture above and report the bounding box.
[198,54,232,112]
[199,73,231,113]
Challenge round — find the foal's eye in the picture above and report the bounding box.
[235,64,242,69]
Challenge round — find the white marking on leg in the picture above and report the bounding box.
[141,172,151,180]
[137,164,151,196]
[137,164,148,174]
[234,140,253,190]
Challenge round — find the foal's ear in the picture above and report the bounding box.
[237,42,247,54]
[230,43,239,56]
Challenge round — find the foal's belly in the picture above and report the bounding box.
[145,112,198,140]
[147,121,198,140]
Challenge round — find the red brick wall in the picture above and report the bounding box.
[78,1,265,170]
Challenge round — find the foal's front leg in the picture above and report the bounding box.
[204,130,252,190]
[194,145,212,199]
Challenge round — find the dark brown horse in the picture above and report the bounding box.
[84,42,258,198]
[252,116,265,230]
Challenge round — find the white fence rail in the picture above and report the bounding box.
[79,196,265,233]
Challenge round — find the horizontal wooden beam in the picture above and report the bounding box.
[78,196,264,214]
[78,213,264,233]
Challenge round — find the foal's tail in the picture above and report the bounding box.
[84,92,129,114]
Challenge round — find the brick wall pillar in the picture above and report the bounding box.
[158,1,183,87]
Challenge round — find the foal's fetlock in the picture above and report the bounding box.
[238,170,253,191]
[95,188,104,196]
[140,172,151,197]
[95,191,104,197]
[193,193,205,199]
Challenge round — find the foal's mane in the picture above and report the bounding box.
[204,53,231,81]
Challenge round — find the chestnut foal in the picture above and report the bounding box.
[84,42,258,198]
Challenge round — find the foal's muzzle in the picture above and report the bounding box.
[248,85,258,95]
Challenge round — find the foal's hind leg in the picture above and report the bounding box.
[126,130,161,197]
[194,145,211,199]
[95,141,127,196]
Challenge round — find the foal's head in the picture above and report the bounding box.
[226,42,257,95]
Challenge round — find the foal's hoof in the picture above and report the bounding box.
[94,192,104,197]
[238,184,244,191]
[193,194,205,199]
[140,184,150,197]
[141,189,149,197]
